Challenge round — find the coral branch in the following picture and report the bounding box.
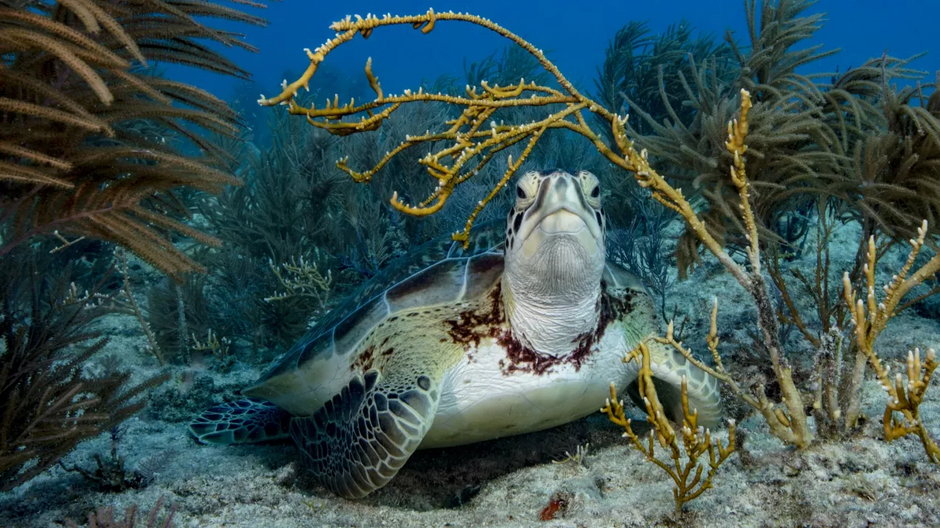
[842,220,940,462]
[602,342,736,514]
[258,10,608,244]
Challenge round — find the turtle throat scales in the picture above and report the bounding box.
[502,169,606,358]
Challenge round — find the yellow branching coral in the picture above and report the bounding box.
[260,10,642,245]
[602,341,736,514]
[257,9,753,252]
[842,222,940,462]
[648,300,809,448]
[626,90,814,448]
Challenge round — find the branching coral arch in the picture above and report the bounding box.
[259,9,690,246]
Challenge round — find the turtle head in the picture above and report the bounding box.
[504,169,605,286]
[502,169,606,356]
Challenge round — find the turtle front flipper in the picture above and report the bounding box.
[291,368,441,499]
[627,341,723,428]
[189,398,291,444]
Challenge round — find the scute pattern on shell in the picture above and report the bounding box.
[257,224,506,383]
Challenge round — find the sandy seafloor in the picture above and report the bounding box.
[2,221,939,528]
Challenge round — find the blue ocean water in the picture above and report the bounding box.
[182,1,937,105]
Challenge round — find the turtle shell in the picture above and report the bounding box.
[247,223,505,393]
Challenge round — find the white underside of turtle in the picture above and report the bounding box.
[425,307,645,448]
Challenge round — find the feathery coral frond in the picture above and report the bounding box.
[0,0,267,277]
[0,247,169,490]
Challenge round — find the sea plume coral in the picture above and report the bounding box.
[0,0,266,276]
[0,244,167,491]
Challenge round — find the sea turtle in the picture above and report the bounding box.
[189,169,721,498]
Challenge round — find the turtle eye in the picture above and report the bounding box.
[514,171,539,209]
[578,170,602,208]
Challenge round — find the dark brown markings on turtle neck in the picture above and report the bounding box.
[497,282,636,376]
